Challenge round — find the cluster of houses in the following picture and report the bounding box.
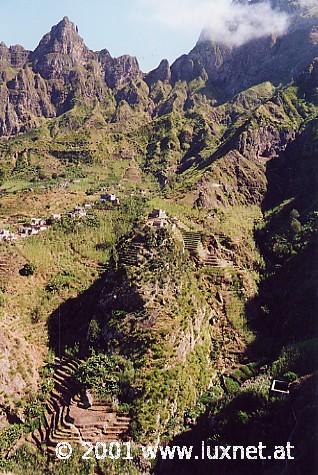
[0,203,94,243]
[0,229,17,242]
[18,218,48,238]
[0,190,120,244]
[0,218,48,242]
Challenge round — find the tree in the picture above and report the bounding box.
[0,169,5,187]
[75,352,134,401]
[87,319,101,344]
[290,218,302,235]
[19,263,36,277]
[290,209,300,220]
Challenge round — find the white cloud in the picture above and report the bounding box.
[136,0,290,47]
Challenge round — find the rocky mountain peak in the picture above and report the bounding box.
[101,54,143,88]
[0,9,318,136]
[32,17,90,68]
[145,59,171,86]
[0,42,30,69]
[169,1,318,101]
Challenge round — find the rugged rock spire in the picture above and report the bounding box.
[145,59,171,86]
[32,17,92,77]
[0,9,318,136]
[34,16,88,59]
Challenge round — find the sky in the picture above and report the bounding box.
[0,0,296,72]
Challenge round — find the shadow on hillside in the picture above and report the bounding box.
[46,125,318,474]
[153,374,318,475]
[153,127,318,475]
[47,261,145,358]
[47,274,105,358]
[262,119,318,213]
[245,242,318,361]
[245,124,318,358]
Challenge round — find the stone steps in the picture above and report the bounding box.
[30,358,81,451]
[117,416,131,422]
[202,253,234,268]
[87,405,113,412]
[76,422,106,429]
[181,230,202,254]
[30,357,131,455]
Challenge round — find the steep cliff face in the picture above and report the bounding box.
[171,25,318,102]
[0,43,30,70]
[0,67,55,136]
[145,59,171,87]
[298,57,318,104]
[102,54,142,89]
[32,16,93,76]
[0,17,146,135]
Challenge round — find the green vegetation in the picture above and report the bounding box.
[75,352,134,402]
[0,28,317,474]
[19,263,37,277]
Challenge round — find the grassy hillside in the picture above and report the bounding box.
[0,69,317,475]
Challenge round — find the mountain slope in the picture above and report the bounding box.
[0,2,317,474]
[0,2,318,136]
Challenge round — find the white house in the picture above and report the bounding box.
[0,229,11,241]
[29,218,47,232]
[69,207,87,219]
[0,229,17,241]
[147,209,169,229]
[100,193,120,206]
[149,209,167,220]
[18,226,38,237]
[30,218,44,227]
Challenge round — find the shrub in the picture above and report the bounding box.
[40,375,55,399]
[0,425,22,457]
[240,364,256,379]
[198,385,224,408]
[85,213,100,229]
[55,216,77,234]
[65,343,80,357]
[75,352,134,402]
[283,371,298,382]
[271,340,318,377]
[231,369,246,383]
[236,410,250,425]
[240,374,271,400]
[19,263,36,277]
[46,270,75,293]
[24,399,45,431]
[87,319,101,344]
[223,377,240,394]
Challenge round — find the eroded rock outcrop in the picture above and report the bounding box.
[0,3,317,136]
